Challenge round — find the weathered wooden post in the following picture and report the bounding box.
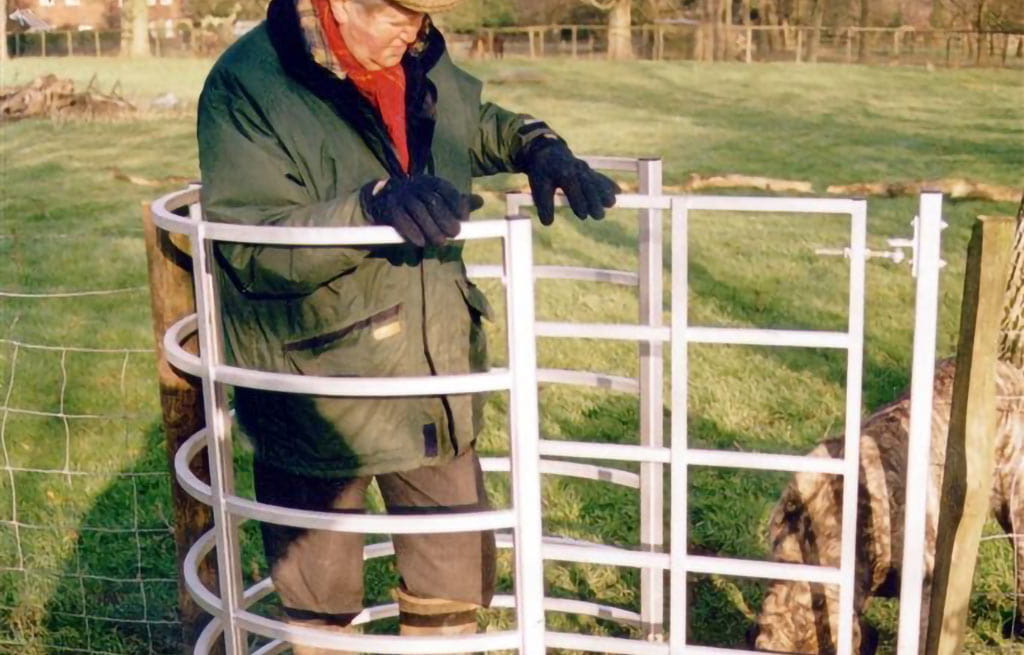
[67,31,73,56]
[41,30,46,57]
[142,198,222,655]
[845,27,853,62]
[94,30,101,56]
[528,28,535,58]
[745,25,752,62]
[571,25,578,58]
[925,215,1016,655]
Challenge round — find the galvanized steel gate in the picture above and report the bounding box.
[152,157,944,654]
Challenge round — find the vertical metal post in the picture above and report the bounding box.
[504,214,546,654]
[897,193,945,654]
[192,223,247,654]
[837,200,868,655]
[668,197,690,652]
[638,159,665,642]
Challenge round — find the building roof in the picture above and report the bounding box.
[9,8,53,31]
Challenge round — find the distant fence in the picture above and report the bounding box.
[5,27,212,58]
[7,24,1024,68]
[451,23,1024,68]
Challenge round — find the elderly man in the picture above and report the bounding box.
[197,0,618,651]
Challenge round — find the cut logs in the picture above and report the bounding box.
[1,74,135,121]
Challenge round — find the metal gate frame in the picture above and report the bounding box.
[151,159,944,654]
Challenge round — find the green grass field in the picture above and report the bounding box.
[1,54,1022,654]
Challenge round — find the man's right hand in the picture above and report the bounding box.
[361,175,484,248]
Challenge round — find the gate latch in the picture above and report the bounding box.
[815,214,947,277]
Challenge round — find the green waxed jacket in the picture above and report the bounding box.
[196,0,550,476]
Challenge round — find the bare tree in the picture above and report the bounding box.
[1,0,8,62]
[584,0,634,59]
[120,0,151,56]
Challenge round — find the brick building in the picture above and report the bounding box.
[10,0,185,37]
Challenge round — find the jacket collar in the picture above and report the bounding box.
[265,0,445,177]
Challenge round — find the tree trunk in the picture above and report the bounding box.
[858,0,870,60]
[1,0,8,63]
[606,0,633,59]
[762,0,777,53]
[807,0,826,61]
[999,195,1024,370]
[722,0,734,60]
[129,0,151,57]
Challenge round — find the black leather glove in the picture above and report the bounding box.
[361,175,484,247]
[520,139,620,226]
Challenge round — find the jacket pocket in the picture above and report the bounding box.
[282,303,406,376]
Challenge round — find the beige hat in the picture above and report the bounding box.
[390,0,465,12]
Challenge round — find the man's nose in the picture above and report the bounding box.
[398,27,417,44]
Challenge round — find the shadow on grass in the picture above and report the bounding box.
[39,421,182,654]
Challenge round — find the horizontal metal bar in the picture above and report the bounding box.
[683,647,765,655]
[225,496,517,534]
[174,428,213,504]
[582,155,653,172]
[465,264,638,286]
[481,457,640,488]
[507,192,670,212]
[537,368,639,393]
[687,449,847,475]
[182,529,222,616]
[213,364,512,397]
[544,540,670,570]
[687,326,850,349]
[237,610,520,654]
[164,313,201,376]
[534,265,639,285]
[507,192,861,215]
[489,594,643,627]
[686,555,843,585]
[540,440,671,464]
[536,322,670,342]
[546,631,670,655]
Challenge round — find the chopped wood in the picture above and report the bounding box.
[615,174,813,194]
[678,173,814,193]
[1,74,135,121]
[827,179,1021,203]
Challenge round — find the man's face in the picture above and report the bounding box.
[330,0,424,71]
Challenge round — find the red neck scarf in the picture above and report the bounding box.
[313,0,410,174]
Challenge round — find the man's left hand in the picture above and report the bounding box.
[522,141,620,226]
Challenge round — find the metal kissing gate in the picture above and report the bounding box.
[151,157,944,654]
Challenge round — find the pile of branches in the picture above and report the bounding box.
[0,74,135,121]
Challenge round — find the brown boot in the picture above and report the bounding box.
[286,618,360,655]
[395,586,480,640]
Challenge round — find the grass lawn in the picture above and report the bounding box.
[1,54,1021,654]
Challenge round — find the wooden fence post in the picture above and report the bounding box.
[571,25,578,58]
[142,201,223,655]
[94,30,101,56]
[41,30,46,57]
[925,216,1016,655]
